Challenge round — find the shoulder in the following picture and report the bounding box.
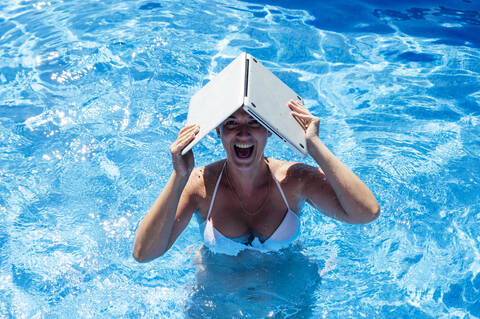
[184,159,225,199]
[266,158,324,184]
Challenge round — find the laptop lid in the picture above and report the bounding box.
[183,52,307,156]
[243,54,307,155]
[182,53,247,155]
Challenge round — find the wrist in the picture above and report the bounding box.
[171,170,190,186]
[306,135,322,151]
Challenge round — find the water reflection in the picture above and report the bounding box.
[240,0,480,48]
[185,245,321,318]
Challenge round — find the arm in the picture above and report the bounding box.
[133,124,200,262]
[289,100,380,224]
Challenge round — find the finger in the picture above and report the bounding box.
[289,99,304,106]
[179,124,200,134]
[171,132,196,154]
[177,131,196,147]
[177,125,200,139]
[289,99,309,110]
[178,125,200,139]
[289,99,303,106]
[288,103,309,116]
[289,101,311,115]
[179,124,198,132]
[291,112,312,130]
[291,111,314,121]
[291,112,307,130]
[172,126,200,154]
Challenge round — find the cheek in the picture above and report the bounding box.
[259,127,268,137]
[254,129,268,143]
[220,131,234,148]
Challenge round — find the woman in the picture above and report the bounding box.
[133,100,380,261]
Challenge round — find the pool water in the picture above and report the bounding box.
[1,0,480,317]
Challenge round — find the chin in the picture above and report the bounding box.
[227,149,265,169]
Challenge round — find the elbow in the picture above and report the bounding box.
[132,244,166,263]
[360,203,381,224]
[366,203,381,223]
[346,203,381,224]
[132,250,150,263]
[132,245,149,263]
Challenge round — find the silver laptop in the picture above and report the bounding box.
[182,52,307,156]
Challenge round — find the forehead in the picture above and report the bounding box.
[227,108,253,119]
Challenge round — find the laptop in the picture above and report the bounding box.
[182,52,307,156]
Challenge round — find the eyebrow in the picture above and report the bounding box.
[225,115,255,120]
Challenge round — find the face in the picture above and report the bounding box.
[216,108,271,169]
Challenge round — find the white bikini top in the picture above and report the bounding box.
[199,162,300,256]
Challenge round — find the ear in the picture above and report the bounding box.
[267,130,272,138]
[216,127,221,138]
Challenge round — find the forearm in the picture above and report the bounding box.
[307,137,380,223]
[133,171,189,261]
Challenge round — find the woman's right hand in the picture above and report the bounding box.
[169,124,200,177]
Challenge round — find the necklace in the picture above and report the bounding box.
[224,161,271,216]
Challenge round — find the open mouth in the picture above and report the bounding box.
[234,143,254,159]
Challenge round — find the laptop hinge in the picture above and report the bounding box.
[244,58,249,97]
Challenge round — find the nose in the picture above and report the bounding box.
[238,123,250,137]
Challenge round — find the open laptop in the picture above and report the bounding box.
[182,52,307,156]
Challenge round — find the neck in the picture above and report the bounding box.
[225,158,269,194]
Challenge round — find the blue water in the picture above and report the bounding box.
[1,0,479,317]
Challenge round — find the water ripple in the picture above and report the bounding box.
[1,0,479,317]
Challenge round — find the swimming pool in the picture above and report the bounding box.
[1,0,479,317]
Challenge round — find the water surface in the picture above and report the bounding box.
[0,0,479,317]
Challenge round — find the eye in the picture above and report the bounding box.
[224,120,237,127]
[249,119,261,127]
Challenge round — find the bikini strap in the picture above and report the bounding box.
[206,161,226,220]
[269,165,291,210]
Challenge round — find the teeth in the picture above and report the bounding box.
[235,143,253,149]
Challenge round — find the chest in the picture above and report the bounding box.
[197,178,302,238]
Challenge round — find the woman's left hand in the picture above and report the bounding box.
[288,100,320,143]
